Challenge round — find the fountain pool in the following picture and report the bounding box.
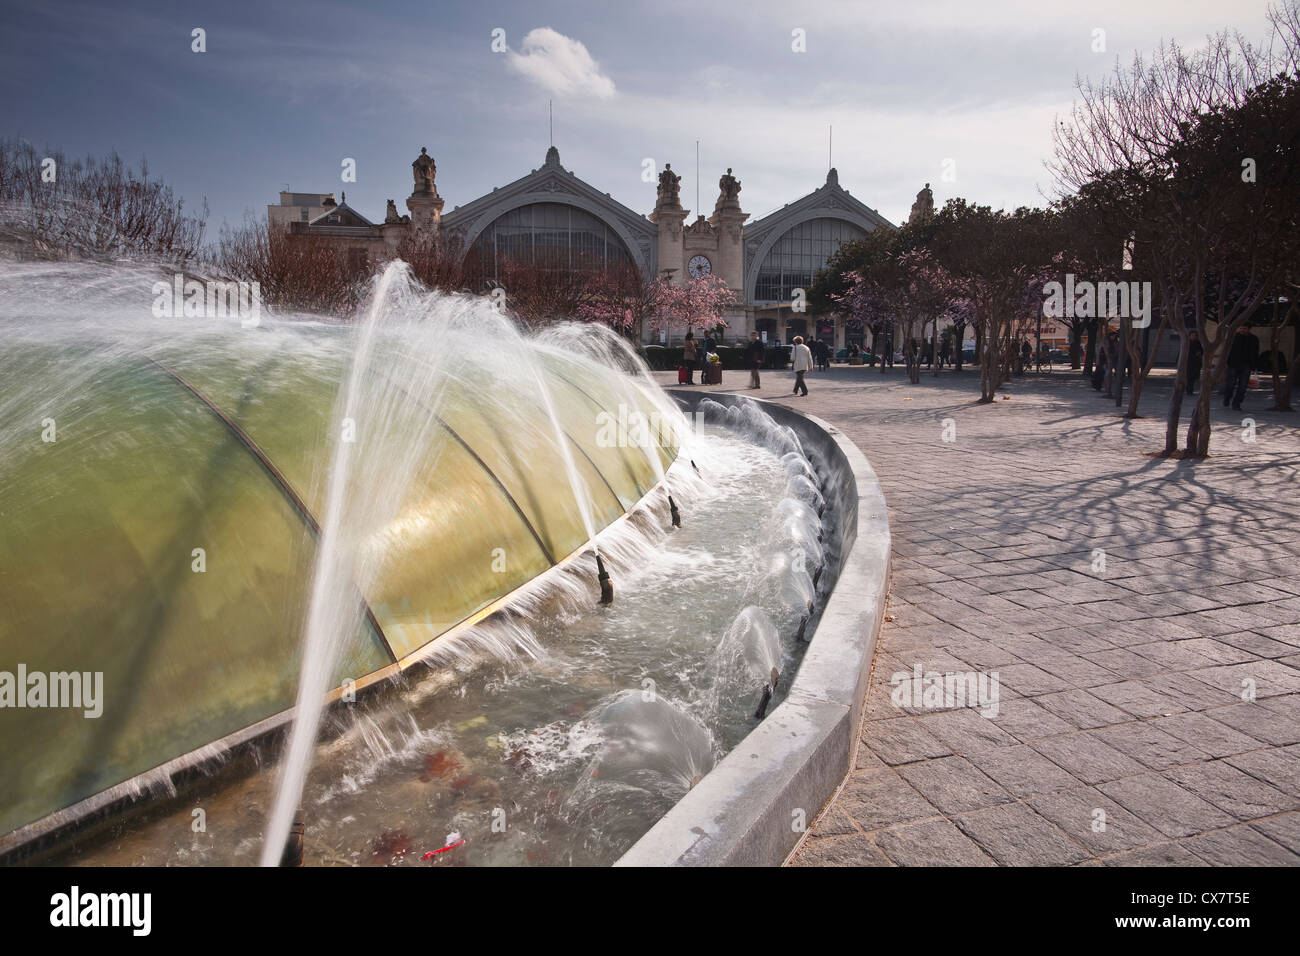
[0,261,839,865]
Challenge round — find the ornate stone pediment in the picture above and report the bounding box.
[686,216,715,238]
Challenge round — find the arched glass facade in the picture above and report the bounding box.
[754,217,867,303]
[470,202,632,278]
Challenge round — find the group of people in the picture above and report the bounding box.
[681,331,718,385]
[685,331,823,396]
[742,332,817,394]
[1091,323,1260,410]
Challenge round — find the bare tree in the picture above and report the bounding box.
[1051,6,1300,456]
[214,217,372,314]
[0,140,205,261]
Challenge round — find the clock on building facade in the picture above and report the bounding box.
[687,254,712,279]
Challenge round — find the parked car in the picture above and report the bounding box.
[1048,349,1070,364]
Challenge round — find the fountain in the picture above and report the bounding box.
[0,259,842,866]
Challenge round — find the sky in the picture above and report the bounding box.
[0,0,1281,240]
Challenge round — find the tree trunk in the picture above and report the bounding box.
[1163,335,1189,455]
[1282,358,1299,412]
[1184,349,1216,458]
[979,320,999,402]
[1114,319,1128,408]
[1268,302,1292,411]
[1124,319,1160,419]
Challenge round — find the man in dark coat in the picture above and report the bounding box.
[746,331,765,388]
[1187,330,1203,395]
[1223,323,1259,411]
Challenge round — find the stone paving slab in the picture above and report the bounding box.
[657,365,1300,865]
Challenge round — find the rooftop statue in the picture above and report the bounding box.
[412,147,437,196]
[657,164,681,205]
[908,182,934,225]
[718,167,741,203]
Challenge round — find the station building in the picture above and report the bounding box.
[269,146,908,348]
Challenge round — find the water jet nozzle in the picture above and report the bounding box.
[755,684,773,719]
[794,615,809,643]
[279,807,305,867]
[596,553,613,605]
[770,667,781,691]
[668,495,681,528]
[691,459,701,476]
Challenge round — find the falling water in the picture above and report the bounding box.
[521,346,602,557]
[260,262,419,865]
[0,258,849,866]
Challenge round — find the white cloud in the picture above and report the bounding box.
[506,27,616,99]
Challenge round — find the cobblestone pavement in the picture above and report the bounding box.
[655,363,1300,866]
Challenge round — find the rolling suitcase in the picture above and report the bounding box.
[678,366,689,384]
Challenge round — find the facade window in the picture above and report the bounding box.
[300,209,309,221]
[470,202,631,279]
[754,217,866,303]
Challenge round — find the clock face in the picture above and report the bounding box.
[687,254,712,279]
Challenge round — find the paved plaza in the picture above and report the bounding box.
[656,363,1300,866]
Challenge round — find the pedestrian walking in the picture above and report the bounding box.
[1187,330,1203,395]
[792,335,812,396]
[746,330,765,389]
[1222,323,1259,411]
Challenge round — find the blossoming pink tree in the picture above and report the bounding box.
[673,273,736,342]
[578,269,736,346]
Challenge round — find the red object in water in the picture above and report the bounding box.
[418,749,463,782]
[422,839,466,859]
[370,829,412,861]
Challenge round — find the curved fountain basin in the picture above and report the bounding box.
[617,390,891,867]
[0,278,679,853]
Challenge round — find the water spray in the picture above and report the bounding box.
[668,495,681,528]
[279,806,305,867]
[595,552,613,605]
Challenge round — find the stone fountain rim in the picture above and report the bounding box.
[615,389,891,867]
